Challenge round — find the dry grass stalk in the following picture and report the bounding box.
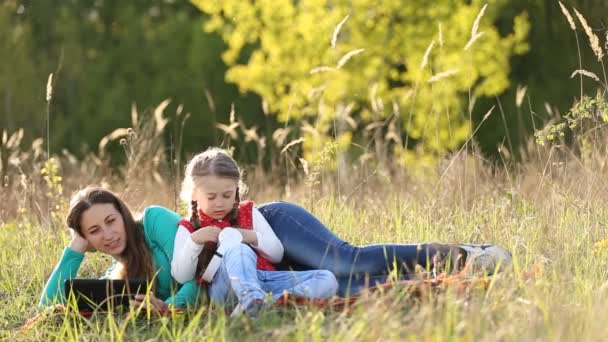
[45,74,53,102]
[272,127,291,147]
[570,69,600,82]
[301,122,320,137]
[337,48,365,69]
[204,88,216,113]
[470,4,487,37]
[216,122,240,140]
[516,85,528,108]
[465,4,487,50]
[482,105,495,121]
[153,99,170,133]
[216,104,240,140]
[464,32,484,51]
[573,8,604,61]
[131,103,139,126]
[558,2,576,31]
[365,122,384,132]
[420,40,435,69]
[299,157,309,175]
[428,69,459,83]
[280,137,304,154]
[331,14,350,49]
[310,66,335,74]
[241,123,259,143]
[337,102,357,130]
[98,128,130,157]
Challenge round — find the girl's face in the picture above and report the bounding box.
[193,175,238,220]
[79,203,127,258]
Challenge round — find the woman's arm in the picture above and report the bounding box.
[246,207,284,263]
[171,225,204,284]
[38,247,85,307]
[131,278,201,311]
[164,279,201,309]
[39,231,92,307]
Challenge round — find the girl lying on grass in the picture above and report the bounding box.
[174,147,513,298]
[171,148,338,316]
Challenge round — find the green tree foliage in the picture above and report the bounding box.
[478,0,608,160]
[0,1,41,133]
[192,0,529,165]
[3,0,605,168]
[1,0,260,161]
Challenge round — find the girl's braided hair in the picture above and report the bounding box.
[182,148,247,278]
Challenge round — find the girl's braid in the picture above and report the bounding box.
[191,200,215,277]
[190,200,201,230]
[229,186,240,226]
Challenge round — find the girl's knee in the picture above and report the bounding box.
[316,270,338,298]
[224,243,255,258]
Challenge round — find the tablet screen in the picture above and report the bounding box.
[64,279,146,312]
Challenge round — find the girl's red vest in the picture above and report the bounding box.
[178,201,275,284]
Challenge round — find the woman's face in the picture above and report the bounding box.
[79,203,127,258]
[192,175,238,220]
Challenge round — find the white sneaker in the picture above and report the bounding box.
[230,299,267,318]
[459,244,512,276]
[230,303,244,317]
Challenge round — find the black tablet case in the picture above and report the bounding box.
[64,279,146,312]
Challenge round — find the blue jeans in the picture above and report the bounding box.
[258,201,465,296]
[208,243,338,309]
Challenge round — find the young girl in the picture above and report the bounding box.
[171,148,338,315]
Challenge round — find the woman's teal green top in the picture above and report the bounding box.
[39,206,200,309]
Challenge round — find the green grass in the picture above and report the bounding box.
[2,171,608,341]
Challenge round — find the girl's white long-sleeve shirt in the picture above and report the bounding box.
[171,207,284,284]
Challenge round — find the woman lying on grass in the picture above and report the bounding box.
[39,187,200,313]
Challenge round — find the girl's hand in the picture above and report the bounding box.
[130,292,169,314]
[191,226,222,245]
[68,229,90,254]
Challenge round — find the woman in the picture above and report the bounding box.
[39,187,200,312]
[257,201,512,296]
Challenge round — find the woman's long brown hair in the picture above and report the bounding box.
[66,187,155,281]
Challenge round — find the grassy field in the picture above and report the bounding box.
[2,140,608,341]
[0,2,608,341]
[1,5,607,339]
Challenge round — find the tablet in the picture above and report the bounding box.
[64,279,146,312]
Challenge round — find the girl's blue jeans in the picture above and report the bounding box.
[258,201,464,296]
[208,243,338,309]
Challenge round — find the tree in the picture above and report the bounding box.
[192,0,529,167]
[0,1,41,134]
[2,0,260,162]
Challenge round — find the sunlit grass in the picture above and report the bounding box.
[3,162,608,340]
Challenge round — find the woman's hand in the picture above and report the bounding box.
[68,229,90,254]
[190,226,222,245]
[130,292,169,314]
